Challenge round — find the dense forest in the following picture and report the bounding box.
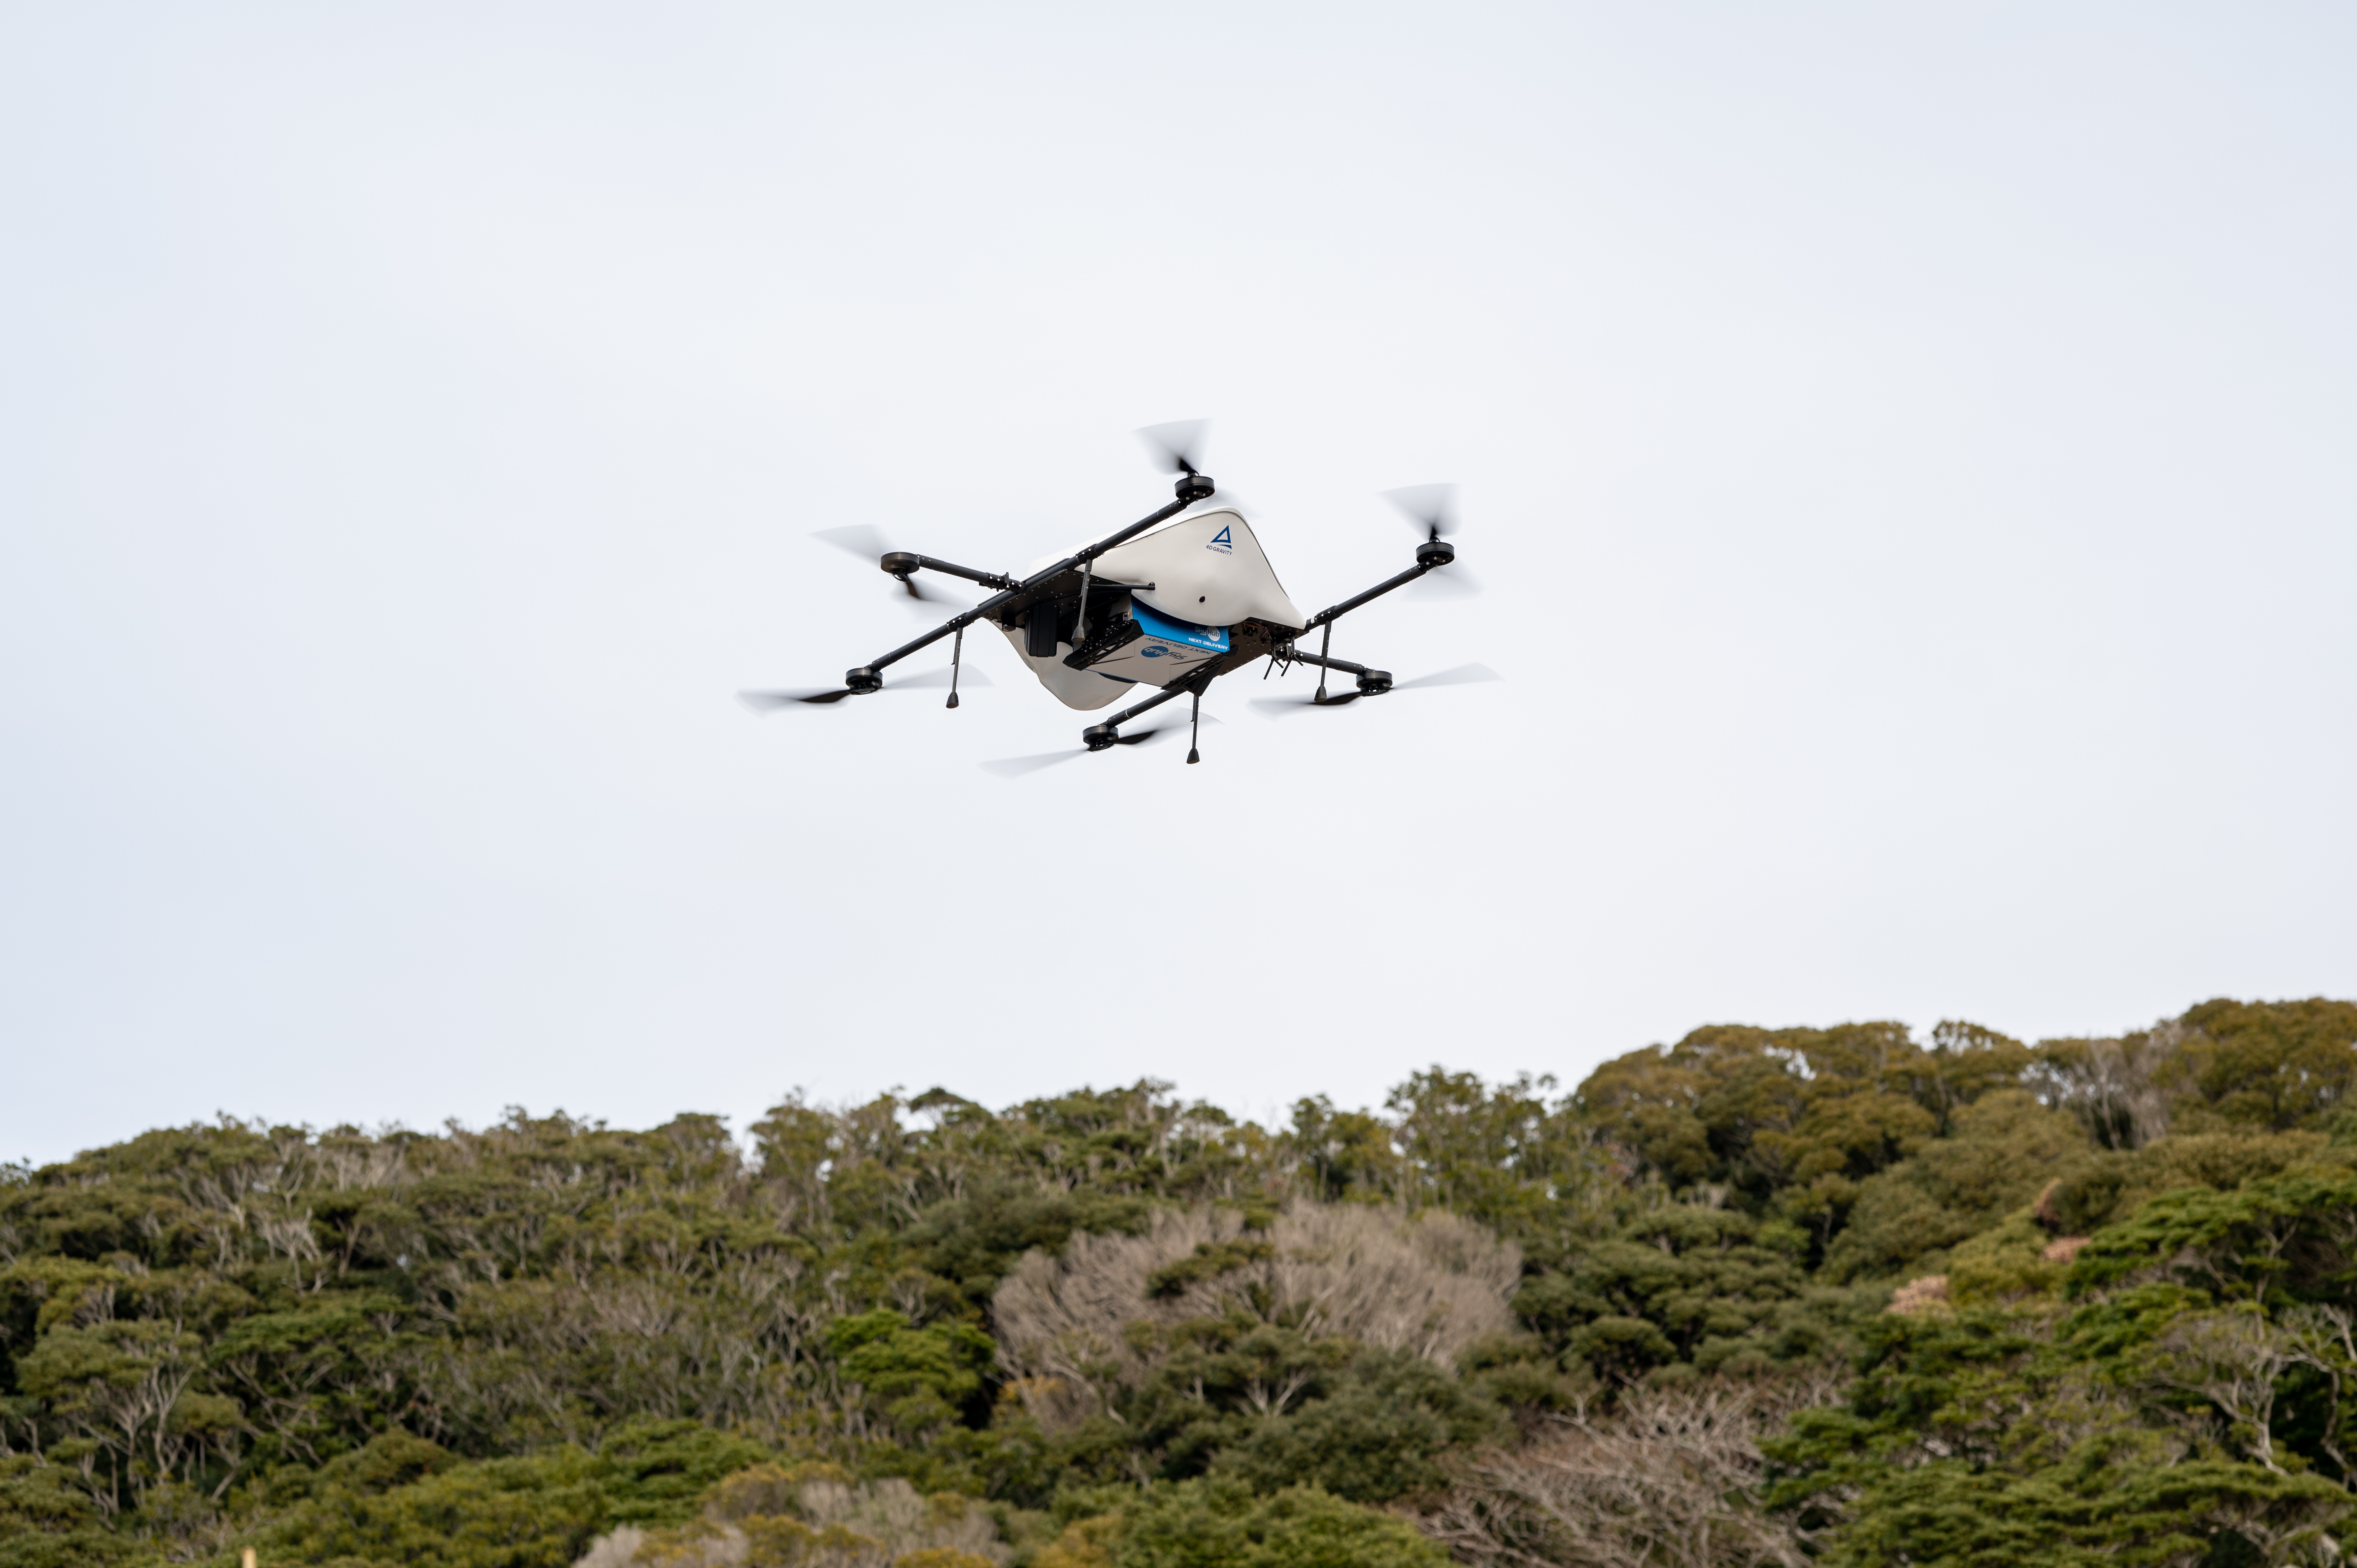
[4,997,2354,1568]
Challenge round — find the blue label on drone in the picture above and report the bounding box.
[1210,525,1232,546]
[1130,603,1228,653]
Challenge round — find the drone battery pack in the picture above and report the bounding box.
[1085,602,1228,688]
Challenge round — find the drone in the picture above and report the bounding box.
[739,422,1497,774]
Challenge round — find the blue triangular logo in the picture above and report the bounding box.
[1210,526,1232,546]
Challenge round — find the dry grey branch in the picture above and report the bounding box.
[991,1201,1519,1428]
[1421,1377,1844,1568]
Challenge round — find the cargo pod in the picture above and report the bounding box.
[1083,603,1229,688]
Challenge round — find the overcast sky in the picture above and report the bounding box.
[4,3,2352,1168]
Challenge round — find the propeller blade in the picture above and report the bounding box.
[1118,713,1217,740]
[1136,419,1210,477]
[981,749,1087,778]
[1248,690,1366,718]
[911,578,979,608]
[738,687,857,711]
[1390,662,1502,691]
[812,524,893,562]
[889,665,993,690]
[1406,565,1485,601]
[738,666,992,713]
[1381,484,1459,538]
[1245,667,1495,715]
[899,588,978,621]
[813,525,966,615]
[1184,488,1256,521]
[979,715,1209,776]
[901,575,975,606]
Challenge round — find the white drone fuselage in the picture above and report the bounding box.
[993,508,1306,710]
[735,467,1481,757]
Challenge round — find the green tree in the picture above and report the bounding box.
[1096,1478,1448,1568]
[2160,999,2357,1135]
[1820,1090,2087,1284]
[1768,1166,2357,1566]
[824,1310,997,1437]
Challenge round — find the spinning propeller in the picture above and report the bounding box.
[1249,663,1500,717]
[812,525,970,614]
[739,664,990,711]
[1382,485,1485,600]
[981,714,1222,778]
[1383,484,1460,542]
[1136,420,1211,479]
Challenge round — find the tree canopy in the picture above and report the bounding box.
[2,995,2351,1568]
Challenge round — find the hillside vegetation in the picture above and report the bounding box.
[3,997,2353,1568]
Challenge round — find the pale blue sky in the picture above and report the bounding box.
[4,3,2352,1165]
